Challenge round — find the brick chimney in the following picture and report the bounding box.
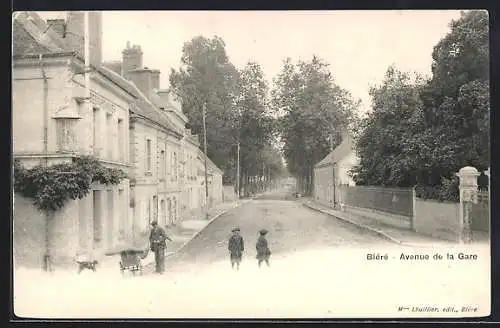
[64,11,103,66]
[127,68,153,95]
[151,69,160,90]
[122,42,143,77]
[46,19,66,38]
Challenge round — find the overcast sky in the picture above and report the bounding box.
[38,10,464,114]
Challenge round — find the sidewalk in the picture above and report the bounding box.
[300,198,454,247]
[97,198,252,272]
[164,200,251,257]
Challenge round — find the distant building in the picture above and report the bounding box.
[313,132,359,206]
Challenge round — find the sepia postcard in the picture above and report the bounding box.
[11,10,490,319]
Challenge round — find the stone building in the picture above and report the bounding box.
[12,12,136,266]
[12,11,225,268]
[313,132,359,207]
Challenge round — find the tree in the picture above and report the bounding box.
[350,65,427,187]
[352,11,489,201]
[417,10,489,199]
[421,10,489,172]
[235,62,278,195]
[272,56,359,196]
[170,36,241,181]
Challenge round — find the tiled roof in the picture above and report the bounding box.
[12,13,67,56]
[315,133,356,168]
[13,12,181,136]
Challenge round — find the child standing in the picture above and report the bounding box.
[256,229,271,268]
[228,227,244,270]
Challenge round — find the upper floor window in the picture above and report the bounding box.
[173,152,178,181]
[93,107,99,156]
[117,118,125,162]
[146,139,152,173]
[106,113,113,160]
[160,150,166,179]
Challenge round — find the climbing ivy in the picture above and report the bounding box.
[13,156,127,213]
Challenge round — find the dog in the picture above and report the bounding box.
[77,260,98,274]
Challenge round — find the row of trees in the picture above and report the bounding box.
[351,11,489,201]
[169,37,360,197]
[169,36,286,195]
[168,36,360,197]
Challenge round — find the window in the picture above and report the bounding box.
[146,139,152,172]
[117,118,124,162]
[93,108,99,155]
[106,113,112,159]
[56,119,77,152]
[173,152,177,180]
[153,195,158,223]
[93,190,102,245]
[147,200,152,224]
[160,150,165,179]
[118,189,124,239]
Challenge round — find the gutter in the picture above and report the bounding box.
[39,54,48,167]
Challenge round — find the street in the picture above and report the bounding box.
[14,190,489,318]
[166,188,391,274]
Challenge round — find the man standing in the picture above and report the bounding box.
[149,221,172,274]
[228,227,244,270]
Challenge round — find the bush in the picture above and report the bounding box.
[415,176,459,202]
[13,156,127,213]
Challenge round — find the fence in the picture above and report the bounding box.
[334,183,489,242]
[341,186,413,217]
[471,191,490,232]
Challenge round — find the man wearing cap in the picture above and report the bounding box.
[228,227,244,270]
[256,229,271,268]
[149,220,172,274]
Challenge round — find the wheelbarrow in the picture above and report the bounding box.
[105,244,150,276]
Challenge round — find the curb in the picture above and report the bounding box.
[166,199,252,257]
[301,201,416,247]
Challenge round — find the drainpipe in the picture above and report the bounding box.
[39,53,52,271]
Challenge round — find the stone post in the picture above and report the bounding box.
[456,166,480,244]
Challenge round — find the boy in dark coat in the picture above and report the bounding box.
[256,229,271,268]
[149,221,172,274]
[228,227,244,270]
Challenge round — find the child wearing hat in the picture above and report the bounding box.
[228,227,244,270]
[256,229,271,268]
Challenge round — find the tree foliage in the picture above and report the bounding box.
[272,56,359,196]
[169,36,241,178]
[14,156,127,213]
[170,36,284,191]
[352,11,489,201]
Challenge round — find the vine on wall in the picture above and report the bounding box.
[14,156,127,213]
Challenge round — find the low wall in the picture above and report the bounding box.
[13,193,79,268]
[345,205,412,230]
[413,198,460,242]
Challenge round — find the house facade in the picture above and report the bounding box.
[313,132,358,207]
[12,12,136,266]
[13,11,226,267]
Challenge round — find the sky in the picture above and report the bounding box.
[37,10,464,115]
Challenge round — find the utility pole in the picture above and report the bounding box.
[202,103,209,220]
[236,140,240,198]
[330,132,337,208]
